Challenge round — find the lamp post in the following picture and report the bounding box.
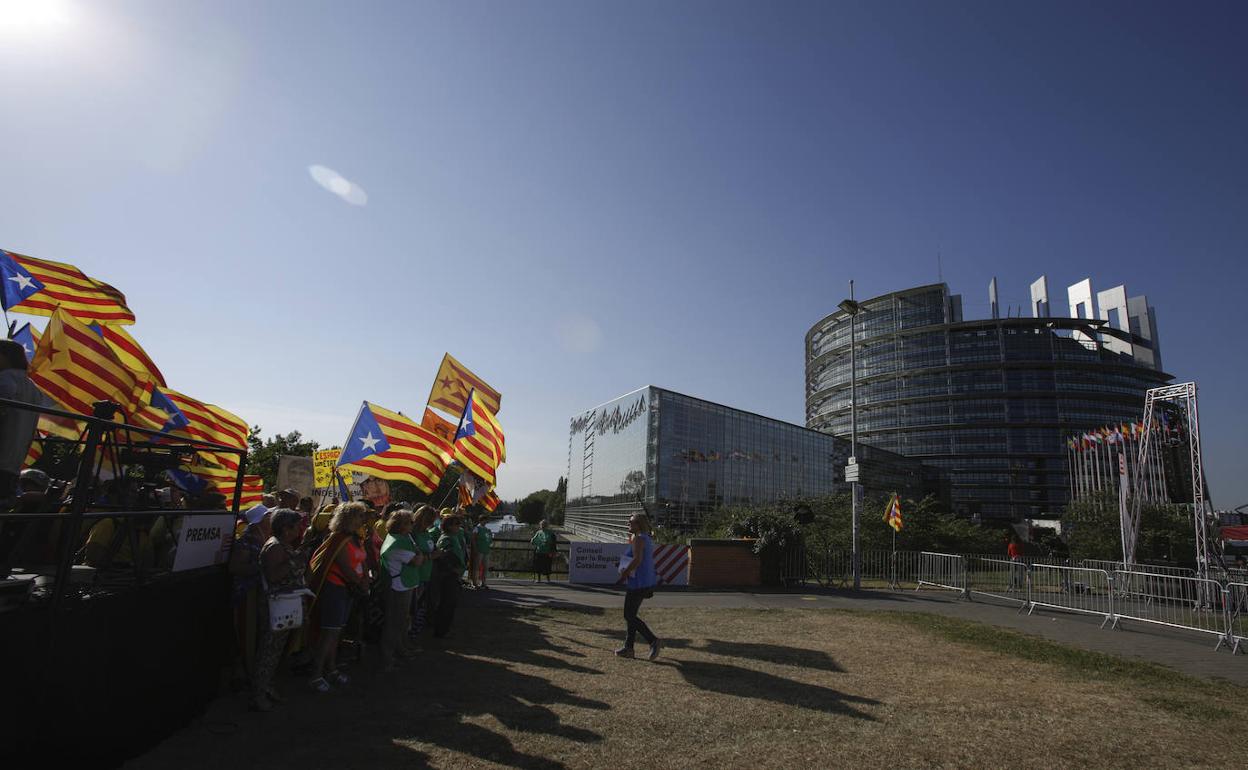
[838,282,863,590]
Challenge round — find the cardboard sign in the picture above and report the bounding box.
[172,514,236,572]
[277,455,315,498]
[313,449,353,489]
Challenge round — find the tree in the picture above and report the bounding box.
[1065,492,1196,565]
[517,491,548,525]
[245,427,320,491]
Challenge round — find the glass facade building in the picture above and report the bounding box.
[805,282,1172,521]
[565,386,932,541]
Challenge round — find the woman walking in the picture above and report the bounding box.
[251,509,307,711]
[306,502,369,692]
[530,520,556,583]
[615,512,661,661]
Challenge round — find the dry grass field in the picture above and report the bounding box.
[130,603,1246,769]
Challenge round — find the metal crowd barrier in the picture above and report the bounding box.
[487,538,571,576]
[1228,583,1248,655]
[1027,564,1115,627]
[1111,570,1230,648]
[967,556,1028,607]
[917,551,968,598]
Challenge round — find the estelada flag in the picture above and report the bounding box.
[427,353,501,418]
[453,390,505,485]
[884,494,903,532]
[1,248,135,325]
[337,401,453,494]
[91,323,167,387]
[422,407,458,444]
[29,307,154,424]
[12,322,40,364]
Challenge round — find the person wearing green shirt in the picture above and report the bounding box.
[378,509,423,669]
[409,506,439,639]
[531,520,556,583]
[472,515,495,589]
[431,515,466,638]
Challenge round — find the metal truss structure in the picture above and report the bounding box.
[1124,382,1213,579]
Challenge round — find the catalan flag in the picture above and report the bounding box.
[884,494,903,532]
[482,490,500,512]
[158,388,249,455]
[29,308,152,425]
[336,401,452,494]
[180,463,264,508]
[422,407,458,444]
[453,390,505,485]
[1,248,135,325]
[12,322,40,364]
[91,323,166,387]
[427,353,502,418]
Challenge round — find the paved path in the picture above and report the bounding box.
[472,580,1248,686]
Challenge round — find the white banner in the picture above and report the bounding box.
[569,542,629,584]
[172,514,235,572]
[568,541,689,586]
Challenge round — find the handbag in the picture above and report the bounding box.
[268,590,305,632]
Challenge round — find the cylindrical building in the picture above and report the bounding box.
[805,281,1171,521]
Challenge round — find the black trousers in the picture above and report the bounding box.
[623,588,656,647]
[432,571,460,638]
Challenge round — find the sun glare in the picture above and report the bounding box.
[0,0,75,37]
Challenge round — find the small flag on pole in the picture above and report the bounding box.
[884,494,903,532]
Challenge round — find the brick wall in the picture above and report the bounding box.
[687,538,761,587]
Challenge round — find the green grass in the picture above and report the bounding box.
[872,610,1204,688]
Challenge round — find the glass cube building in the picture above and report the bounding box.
[805,281,1172,521]
[564,386,933,541]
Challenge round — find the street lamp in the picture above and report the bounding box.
[838,282,863,590]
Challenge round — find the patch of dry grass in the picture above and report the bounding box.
[130,605,1246,770]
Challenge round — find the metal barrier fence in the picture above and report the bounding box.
[967,556,1028,606]
[487,538,571,576]
[1027,564,1116,626]
[1111,570,1230,647]
[917,552,968,597]
[1082,559,1197,580]
[1229,583,1248,655]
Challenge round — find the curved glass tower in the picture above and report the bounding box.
[805,282,1171,521]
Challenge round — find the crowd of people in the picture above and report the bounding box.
[229,495,512,711]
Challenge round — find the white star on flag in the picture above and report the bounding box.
[359,432,381,452]
[7,273,34,291]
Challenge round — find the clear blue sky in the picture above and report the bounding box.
[1,1,1245,504]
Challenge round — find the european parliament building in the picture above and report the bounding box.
[563,386,933,541]
[805,278,1172,521]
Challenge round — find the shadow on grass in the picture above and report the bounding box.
[698,639,845,672]
[655,659,878,719]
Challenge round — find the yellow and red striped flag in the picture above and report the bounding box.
[187,463,264,508]
[427,353,501,418]
[337,401,453,494]
[422,407,458,445]
[93,324,166,387]
[482,490,500,512]
[1,248,135,325]
[453,390,505,485]
[29,308,153,424]
[884,494,903,532]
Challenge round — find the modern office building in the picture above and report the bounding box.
[564,386,934,541]
[805,278,1172,521]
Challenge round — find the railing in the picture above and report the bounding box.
[487,537,571,576]
[917,552,968,597]
[1111,570,1230,647]
[967,556,1028,606]
[1228,582,1248,655]
[1027,564,1115,626]
[1,396,248,610]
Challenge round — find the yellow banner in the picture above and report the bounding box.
[313,449,353,489]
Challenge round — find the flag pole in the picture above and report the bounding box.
[433,389,475,510]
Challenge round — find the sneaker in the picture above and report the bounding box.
[309,677,330,694]
[647,640,662,661]
[613,646,635,658]
[328,670,350,687]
